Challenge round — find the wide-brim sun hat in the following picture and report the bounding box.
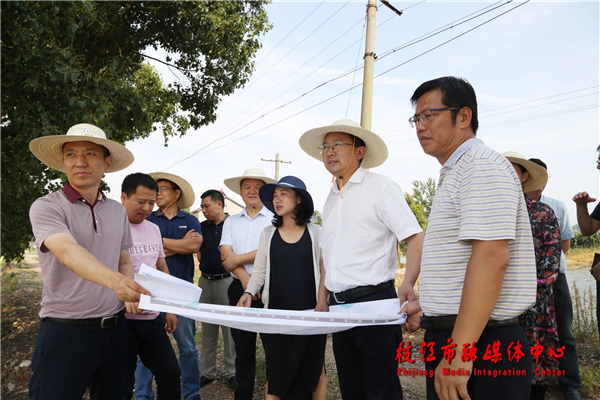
[223,168,277,195]
[259,176,314,216]
[148,172,196,209]
[29,123,134,173]
[299,119,388,169]
[503,151,548,192]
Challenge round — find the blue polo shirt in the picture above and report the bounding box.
[592,203,600,221]
[147,209,202,283]
[199,217,228,275]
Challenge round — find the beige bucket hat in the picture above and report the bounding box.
[148,172,196,209]
[299,119,388,169]
[29,123,134,173]
[223,168,277,195]
[503,151,548,192]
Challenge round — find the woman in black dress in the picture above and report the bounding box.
[237,176,327,400]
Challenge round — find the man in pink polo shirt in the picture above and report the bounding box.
[28,124,149,400]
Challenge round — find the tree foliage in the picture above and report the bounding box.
[1,1,271,263]
[411,178,437,218]
[399,194,428,255]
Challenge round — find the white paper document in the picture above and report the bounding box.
[138,295,407,335]
[134,264,202,303]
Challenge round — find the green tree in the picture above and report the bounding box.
[312,210,322,226]
[412,178,437,218]
[1,1,271,263]
[399,194,428,255]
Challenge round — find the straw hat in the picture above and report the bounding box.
[223,168,277,195]
[259,176,314,216]
[29,123,134,173]
[299,119,388,169]
[148,172,196,209]
[502,151,548,192]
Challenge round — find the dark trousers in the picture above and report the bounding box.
[424,323,532,400]
[29,316,128,400]
[123,317,181,400]
[330,285,403,400]
[228,278,264,400]
[553,273,581,391]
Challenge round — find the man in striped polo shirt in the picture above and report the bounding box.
[404,77,537,400]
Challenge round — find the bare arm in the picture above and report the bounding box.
[434,239,510,400]
[156,258,170,274]
[397,232,424,304]
[573,192,600,236]
[44,232,149,302]
[561,239,570,255]
[221,245,253,289]
[315,258,329,312]
[163,229,203,257]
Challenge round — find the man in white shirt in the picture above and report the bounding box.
[299,119,424,399]
[219,168,275,400]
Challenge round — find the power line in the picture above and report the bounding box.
[162,0,532,170]
[480,86,600,113]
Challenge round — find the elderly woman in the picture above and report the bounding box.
[504,151,562,400]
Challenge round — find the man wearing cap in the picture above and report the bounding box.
[299,120,424,399]
[28,123,149,399]
[197,189,237,390]
[220,168,276,400]
[525,158,581,400]
[136,172,203,400]
[405,76,536,399]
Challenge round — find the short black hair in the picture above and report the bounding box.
[201,189,224,206]
[515,163,528,175]
[410,76,479,134]
[528,158,547,171]
[62,142,110,157]
[121,173,159,197]
[272,189,312,228]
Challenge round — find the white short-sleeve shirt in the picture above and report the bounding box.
[219,206,274,278]
[321,167,423,293]
[419,138,537,320]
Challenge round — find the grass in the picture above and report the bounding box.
[1,271,19,294]
[566,248,597,269]
[572,283,598,342]
[580,361,600,398]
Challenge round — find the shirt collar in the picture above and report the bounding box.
[204,214,228,226]
[154,208,185,218]
[240,205,269,218]
[442,138,484,171]
[62,182,105,204]
[332,166,367,194]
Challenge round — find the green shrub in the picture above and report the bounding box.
[572,283,599,342]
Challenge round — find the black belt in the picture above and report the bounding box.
[331,280,394,304]
[44,309,125,329]
[420,314,520,331]
[201,272,231,281]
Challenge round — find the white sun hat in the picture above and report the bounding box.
[29,123,134,173]
[298,119,388,169]
[223,168,277,195]
[502,151,549,192]
[148,172,196,209]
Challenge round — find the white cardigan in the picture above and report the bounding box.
[245,223,321,309]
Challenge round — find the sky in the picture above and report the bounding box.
[102,0,600,226]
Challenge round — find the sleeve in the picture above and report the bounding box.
[536,205,561,285]
[219,216,233,249]
[29,198,71,252]
[591,203,600,222]
[459,158,520,242]
[189,214,202,236]
[120,208,133,251]
[246,228,268,296]
[378,180,423,242]
[555,201,575,241]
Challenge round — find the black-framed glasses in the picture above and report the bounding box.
[317,141,353,155]
[596,159,600,165]
[408,107,460,128]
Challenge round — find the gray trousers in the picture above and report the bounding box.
[198,275,236,379]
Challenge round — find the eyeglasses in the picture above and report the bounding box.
[596,159,600,165]
[408,107,460,128]
[158,186,173,193]
[317,142,353,155]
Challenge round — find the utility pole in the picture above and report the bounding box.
[360,0,378,131]
[261,153,291,180]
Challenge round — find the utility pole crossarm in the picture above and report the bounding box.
[261,153,291,180]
